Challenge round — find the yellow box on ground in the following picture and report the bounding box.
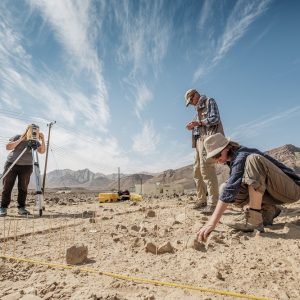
[98,193,119,203]
[130,193,142,201]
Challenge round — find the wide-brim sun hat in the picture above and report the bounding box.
[185,89,197,107]
[204,133,231,159]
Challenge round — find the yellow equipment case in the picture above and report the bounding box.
[98,193,119,203]
[98,192,142,203]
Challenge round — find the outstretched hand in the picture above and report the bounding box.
[197,223,215,242]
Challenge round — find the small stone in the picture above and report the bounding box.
[157,242,175,254]
[191,238,207,252]
[147,210,156,217]
[145,242,158,254]
[216,271,225,281]
[66,244,88,265]
[131,225,140,232]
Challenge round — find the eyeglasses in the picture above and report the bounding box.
[212,152,222,160]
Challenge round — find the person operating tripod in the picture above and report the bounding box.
[0,126,45,217]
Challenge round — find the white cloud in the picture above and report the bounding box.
[132,121,160,155]
[113,0,171,77]
[213,0,271,64]
[27,0,110,128]
[230,105,300,140]
[197,0,215,31]
[193,0,272,81]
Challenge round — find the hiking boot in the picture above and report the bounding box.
[262,206,282,226]
[0,207,7,217]
[223,208,264,232]
[201,205,216,215]
[192,202,207,210]
[18,207,30,216]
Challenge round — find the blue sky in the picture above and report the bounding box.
[0,0,299,175]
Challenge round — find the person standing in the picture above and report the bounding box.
[0,128,45,216]
[185,89,224,214]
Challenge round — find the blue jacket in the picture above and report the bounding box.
[220,146,300,203]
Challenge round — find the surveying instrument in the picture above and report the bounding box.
[1,124,44,216]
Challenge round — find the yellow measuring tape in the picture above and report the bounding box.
[0,255,272,300]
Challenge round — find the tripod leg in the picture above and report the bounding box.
[32,150,44,217]
[0,147,28,180]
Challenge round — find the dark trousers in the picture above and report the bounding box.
[1,162,33,208]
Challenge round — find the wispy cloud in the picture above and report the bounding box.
[230,105,300,140]
[132,121,160,155]
[194,0,272,81]
[197,0,215,32]
[27,0,110,128]
[113,0,171,78]
[213,0,271,64]
[111,0,171,118]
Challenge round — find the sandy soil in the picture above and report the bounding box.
[0,191,299,300]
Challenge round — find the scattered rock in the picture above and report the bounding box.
[145,242,158,254]
[147,210,156,217]
[188,238,207,252]
[157,242,175,254]
[131,225,140,232]
[216,271,225,281]
[66,244,88,265]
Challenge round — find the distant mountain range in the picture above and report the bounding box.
[25,144,300,191]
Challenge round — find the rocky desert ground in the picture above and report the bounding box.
[0,190,300,300]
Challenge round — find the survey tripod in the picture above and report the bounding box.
[1,139,44,217]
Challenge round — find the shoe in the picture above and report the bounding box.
[223,208,264,232]
[192,202,207,210]
[0,207,7,217]
[18,207,30,215]
[201,205,216,215]
[262,206,281,226]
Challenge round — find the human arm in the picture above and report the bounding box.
[201,98,221,126]
[186,121,200,130]
[6,133,27,151]
[37,132,46,154]
[197,200,229,242]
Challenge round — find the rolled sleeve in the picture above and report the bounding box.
[220,154,248,203]
[202,98,220,126]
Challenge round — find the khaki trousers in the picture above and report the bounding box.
[221,154,300,207]
[193,138,219,205]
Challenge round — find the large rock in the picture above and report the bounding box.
[157,242,175,254]
[145,242,157,254]
[145,241,175,254]
[66,244,88,265]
